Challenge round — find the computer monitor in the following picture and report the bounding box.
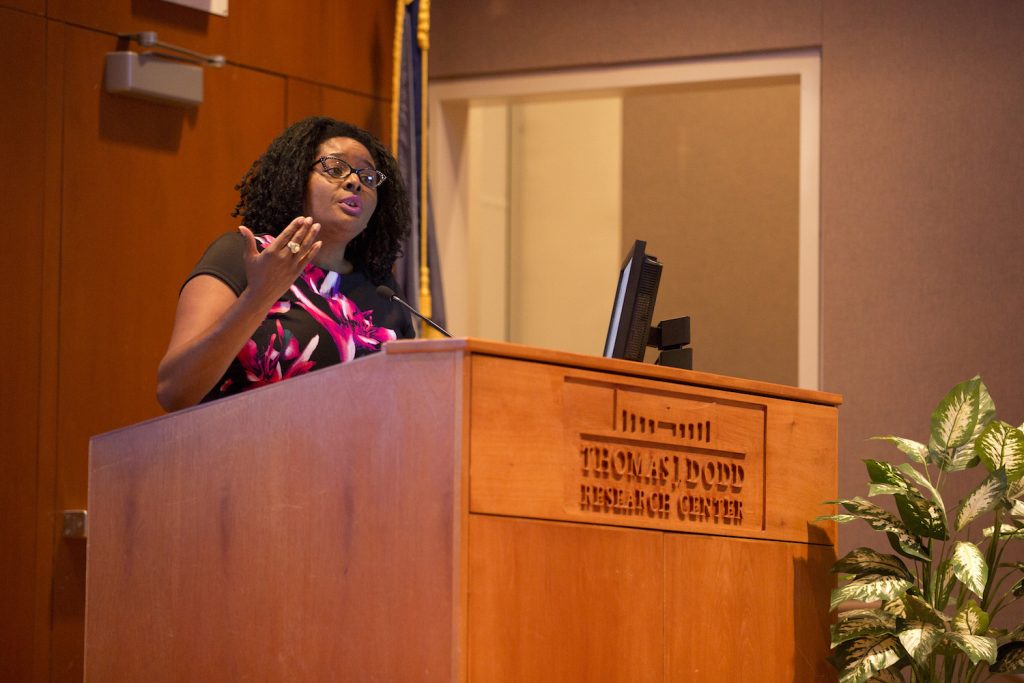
[603,240,662,362]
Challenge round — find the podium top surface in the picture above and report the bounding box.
[385,337,842,407]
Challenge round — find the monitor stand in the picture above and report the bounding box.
[649,316,692,370]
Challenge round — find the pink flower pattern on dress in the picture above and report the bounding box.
[222,236,396,389]
[220,320,318,393]
[289,265,397,362]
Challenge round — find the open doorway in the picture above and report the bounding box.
[429,50,820,389]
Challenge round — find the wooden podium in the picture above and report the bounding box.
[86,339,841,682]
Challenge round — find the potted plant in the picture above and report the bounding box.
[822,377,1024,682]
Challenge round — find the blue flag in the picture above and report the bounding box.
[392,0,446,336]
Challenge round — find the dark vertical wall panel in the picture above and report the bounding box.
[0,8,46,683]
[37,20,66,681]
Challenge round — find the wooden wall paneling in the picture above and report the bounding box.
[0,0,42,13]
[0,9,47,682]
[285,77,390,143]
[37,17,67,683]
[224,3,393,100]
[48,0,395,98]
[50,24,287,680]
[664,534,835,682]
[468,515,664,682]
[58,21,287,456]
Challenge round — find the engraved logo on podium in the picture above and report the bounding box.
[565,380,765,532]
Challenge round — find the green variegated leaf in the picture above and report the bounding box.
[946,632,997,665]
[975,380,996,435]
[832,575,913,610]
[831,633,905,683]
[880,597,907,618]
[951,541,988,598]
[900,593,948,626]
[955,469,1007,530]
[833,548,914,581]
[935,560,958,610]
[894,492,947,540]
[884,531,929,562]
[897,463,948,514]
[835,498,929,560]
[931,377,981,452]
[896,619,942,663]
[953,600,989,635]
[817,513,862,523]
[863,460,946,537]
[873,436,929,464]
[866,460,912,490]
[982,523,1024,539]
[992,641,1024,673]
[975,420,1024,481]
[869,484,909,497]
[936,442,981,472]
[832,609,898,647]
[1010,499,1024,517]
[1005,476,1024,501]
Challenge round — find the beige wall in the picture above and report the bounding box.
[447,77,800,381]
[456,98,623,353]
[431,0,1024,635]
[507,97,622,355]
[622,77,800,385]
[466,105,511,340]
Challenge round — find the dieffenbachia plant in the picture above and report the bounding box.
[821,377,1024,682]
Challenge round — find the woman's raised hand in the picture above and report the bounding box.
[238,216,322,305]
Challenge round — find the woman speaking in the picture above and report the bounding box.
[157,117,415,411]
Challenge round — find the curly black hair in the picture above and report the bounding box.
[233,116,410,283]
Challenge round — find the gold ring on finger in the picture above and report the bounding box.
[286,241,301,254]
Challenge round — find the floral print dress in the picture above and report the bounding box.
[185,231,416,403]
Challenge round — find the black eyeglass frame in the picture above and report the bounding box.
[312,155,387,189]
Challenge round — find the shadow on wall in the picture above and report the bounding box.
[99,86,193,152]
[791,549,836,682]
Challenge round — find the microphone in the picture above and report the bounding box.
[376,285,453,338]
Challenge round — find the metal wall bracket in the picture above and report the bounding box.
[104,31,225,107]
[119,31,226,68]
[105,51,205,107]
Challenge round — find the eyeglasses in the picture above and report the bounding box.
[313,156,387,189]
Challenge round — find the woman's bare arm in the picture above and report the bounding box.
[156,219,321,411]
